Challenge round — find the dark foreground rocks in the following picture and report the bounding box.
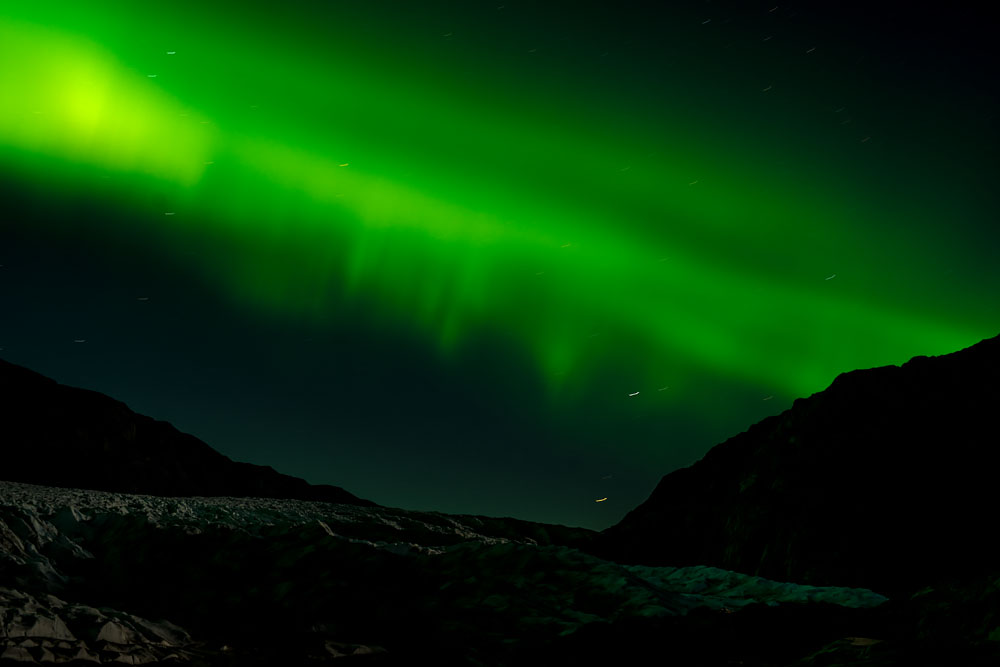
[4,334,1000,664]
[2,481,892,666]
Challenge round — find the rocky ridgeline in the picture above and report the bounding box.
[1,481,890,665]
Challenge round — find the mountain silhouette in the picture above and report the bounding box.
[0,358,375,506]
[590,333,1000,597]
[3,338,1000,664]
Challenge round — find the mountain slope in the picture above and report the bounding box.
[590,333,1000,596]
[0,358,374,506]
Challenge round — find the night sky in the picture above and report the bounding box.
[1,1,996,529]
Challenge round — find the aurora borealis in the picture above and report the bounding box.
[1,1,996,528]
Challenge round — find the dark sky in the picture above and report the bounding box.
[1,1,997,529]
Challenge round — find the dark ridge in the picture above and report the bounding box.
[589,333,1000,597]
[0,358,375,506]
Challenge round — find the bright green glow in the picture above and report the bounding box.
[0,18,215,186]
[1,5,995,416]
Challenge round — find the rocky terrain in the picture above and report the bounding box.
[3,333,1000,664]
[1,481,889,665]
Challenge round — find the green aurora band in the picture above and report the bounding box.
[1,3,996,430]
